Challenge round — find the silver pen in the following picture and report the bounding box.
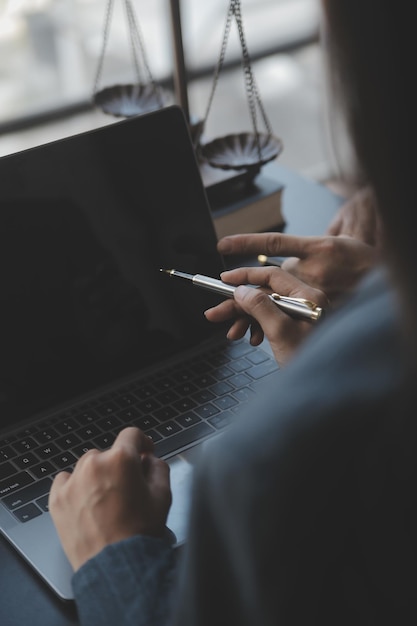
[257,254,282,267]
[160,269,324,323]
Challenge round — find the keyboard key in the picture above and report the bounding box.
[36,494,49,512]
[0,460,17,481]
[97,415,122,431]
[232,387,255,403]
[193,374,216,388]
[72,442,96,458]
[92,433,115,450]
[191,389,215,404]
[176,411,201,428]
[77,424,102,439]
[17,426,38,437]
[32,427,58,445]
[208,411,235,430]
[154,422,215,458]
[209,381,233,396]
[155,390,180,405]
[247,361,279,379]
[76,409,100,425]
[37,443,61,459]
[55,417,80,434]
[174,382,198,395]
[212,365,234,380]
[14,452,38,470]
[119,407,143,422]
[56,433,82,450]
[30,460,57,479]
[0,470,34,497]
[144,429,162,444]
[133,384,157,400]
[172,398,197,413]
[213,395,238,411]
[132,416,159,431]
[96,402,120,416]
[117,393,139,407]
[227,341,252,358]
[208,353,230,367]
[153,377,176,391]
[227,373,252,388]
[195,403,220,419]
[229,359,250,373]
[13,503,43,523]
[0,435,18,446]
[246,351,269,365]
[154,406,179,423]
[137,398,161,413]
[12,437,37,454]
[173,369,193,383]
[156,421,182,438]
[51,452,77,470]
[0,446,16,461]
[2,476,51,510]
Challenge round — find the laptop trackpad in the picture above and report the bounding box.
[166,455,194,546]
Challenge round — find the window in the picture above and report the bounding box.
[0,0,319,128]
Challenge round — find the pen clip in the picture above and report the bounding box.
[270,293,320,311]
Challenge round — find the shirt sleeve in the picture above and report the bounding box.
[72,534,178,626]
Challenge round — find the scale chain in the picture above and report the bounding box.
[201,0,273,160]
[93,0,115,97]
[93,0,163,107]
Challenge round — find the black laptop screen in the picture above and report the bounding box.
[0,106,225,427]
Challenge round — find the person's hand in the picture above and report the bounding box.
[219,232,377,304]
[217,187,381,304]
[325,185,383,244]
[49,427,172,572]
[204,266,328,366]
[281,186,382,299]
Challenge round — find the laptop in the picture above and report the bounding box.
[0,104,279,601]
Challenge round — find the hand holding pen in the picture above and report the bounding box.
[160,269,324,322]
[161,266,329,366]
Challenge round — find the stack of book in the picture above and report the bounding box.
[203,170,285,239]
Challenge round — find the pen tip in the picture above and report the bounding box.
[159,268,173,275]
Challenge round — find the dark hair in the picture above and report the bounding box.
[323,2,417,311]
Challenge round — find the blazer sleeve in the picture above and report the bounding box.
[72,534,178,626]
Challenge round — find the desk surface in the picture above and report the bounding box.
[265,161,344,236]
[0,162,343,626]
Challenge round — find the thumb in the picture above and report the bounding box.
[142,454,171,494]
[234,285,284,333]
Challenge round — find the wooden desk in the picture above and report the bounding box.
[0,162,343,626]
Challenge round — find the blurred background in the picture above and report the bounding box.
[0,0,342,184]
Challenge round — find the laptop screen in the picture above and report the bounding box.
[0,106,225,428]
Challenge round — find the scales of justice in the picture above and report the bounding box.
[92,0,283,191]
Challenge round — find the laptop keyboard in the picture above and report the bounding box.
[0,339,278,523]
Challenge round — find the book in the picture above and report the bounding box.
[205,173,285,240]
[199,160,251,191]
